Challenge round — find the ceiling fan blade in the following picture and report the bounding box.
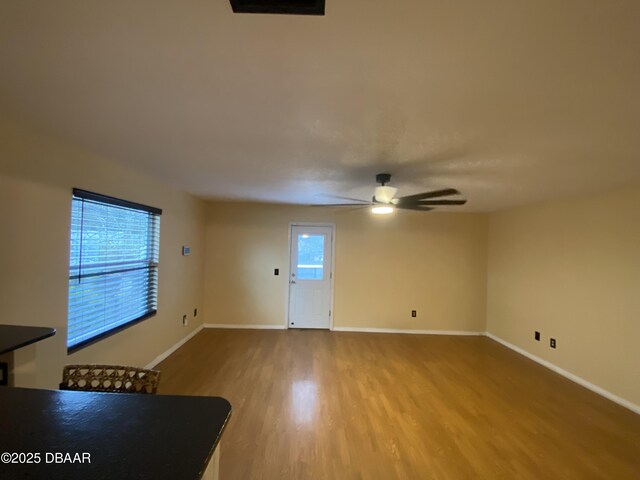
[335,205,371,214]
[396,205,434,211]
[410,199,467,206]
[321,194,371,204]
[313,203,372,207]
[397,188,461,203]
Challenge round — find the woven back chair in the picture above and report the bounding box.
[60,365,161,394]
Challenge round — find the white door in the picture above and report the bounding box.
[288,225,333,329]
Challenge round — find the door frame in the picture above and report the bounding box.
[285,222,336,330]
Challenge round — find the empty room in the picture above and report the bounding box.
[0,1,639,479]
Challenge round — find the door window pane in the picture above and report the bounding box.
[297,234,324,280]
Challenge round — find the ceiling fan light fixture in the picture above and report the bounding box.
[371,205,395,215]
[373,186,398,204]
[323,173,466,214]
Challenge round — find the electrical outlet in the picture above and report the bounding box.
[194,308,198,317]
[550,338,556,349]
[182,315,188,326]
[535,331,540,341]
[274,268,279,276]
[411,310,417,318]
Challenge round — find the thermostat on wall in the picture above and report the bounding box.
[182,246,191,256]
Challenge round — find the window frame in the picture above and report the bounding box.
[66,188,162,354]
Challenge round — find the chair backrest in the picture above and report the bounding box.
[60,365,161,394]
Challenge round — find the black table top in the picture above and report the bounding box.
[0,387,232,480]
[0,324,56,355]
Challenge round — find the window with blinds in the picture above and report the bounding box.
[67,189,162,353]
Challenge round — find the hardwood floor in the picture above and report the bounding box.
[157,329,640,479]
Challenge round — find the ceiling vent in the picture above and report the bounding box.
[229,0,325,15]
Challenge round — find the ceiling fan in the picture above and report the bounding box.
[325,173,467,214]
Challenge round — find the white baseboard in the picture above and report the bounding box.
[485,332,640,416]
[145,324,204,369]
[203,323,286,330]
[203,324,482,335]
[331,327,484,336]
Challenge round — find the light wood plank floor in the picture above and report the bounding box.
[157,329,640,479]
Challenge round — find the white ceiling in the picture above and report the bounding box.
[0,1,638,211]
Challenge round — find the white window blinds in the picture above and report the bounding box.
[67,189,161,352]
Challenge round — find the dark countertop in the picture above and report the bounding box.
[0,324,56,355]
[0,387,232,480]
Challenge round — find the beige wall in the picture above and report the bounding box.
[0,117,207,388]
[204,202,488,332]
[487,186,640,406]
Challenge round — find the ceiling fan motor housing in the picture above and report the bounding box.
[376,173,392,185]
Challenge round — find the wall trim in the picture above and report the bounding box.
[145,325,204,369]
[486,332,640,416]
[332,327,484,336]
[203,323,286,330]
